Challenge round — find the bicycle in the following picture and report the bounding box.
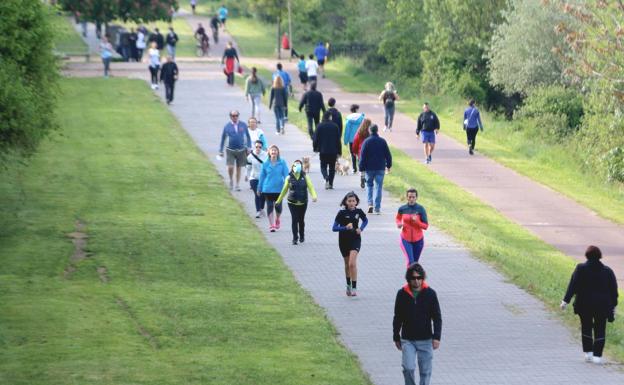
[196,36,209,57]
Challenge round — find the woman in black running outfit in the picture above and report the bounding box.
[332,192,368,297]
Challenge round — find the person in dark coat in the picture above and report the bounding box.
[359,124,392,214]
[327,97,343,137]
[298,81,325,139]
[160,56,179,105]
[313,111,342,189]
[165,27,179,59]
[561,245,618,364]
[150,28,164,51]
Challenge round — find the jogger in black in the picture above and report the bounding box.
[276,160,317,244]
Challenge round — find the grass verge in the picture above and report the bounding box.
[0,78,372,385]
[49,9,88,55]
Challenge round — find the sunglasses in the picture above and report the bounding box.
[410,276,423,281]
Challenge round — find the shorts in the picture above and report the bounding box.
[226,148,247,167]
[339,236,361,257]
[317,58,325,66]
[263,193,280,201]
[421,131,436,144]
[298,72,308,84]
[308,75,317,83]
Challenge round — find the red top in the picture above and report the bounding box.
[402,282,429,298]
[281,34,290,49]
[395,210,429,242]
[352,132,368,158]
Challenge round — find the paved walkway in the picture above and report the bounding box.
[145,62,623,384]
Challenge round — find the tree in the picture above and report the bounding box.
[488,0,576,95]
[58,0,178,24]
[0,1,59,161]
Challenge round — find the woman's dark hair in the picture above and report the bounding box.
[340,191,360,207]
[406,188,418,197]
[251,67,258,83]
[328,97,336,107]
[309,54,314,59]
[585,245,602,260]
[405,263,426,282]
[468,99,475,106]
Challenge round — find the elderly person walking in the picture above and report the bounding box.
[561,245,618,364]
[219,110,252,191]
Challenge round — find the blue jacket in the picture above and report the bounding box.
[344,112,364,144]
[219,121,251,152]
[359,133,392,171]
[272,70,291,88]
[314,44,327,60]
[258,158,289,194]
[463,106,483,129]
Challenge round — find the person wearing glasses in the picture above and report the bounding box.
[219,110,251,191]
[393,263,442,385]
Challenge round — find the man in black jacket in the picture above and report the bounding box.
[150,28,164,51]
[416,103,440,164]
[313,111,342,189]
[299,82,325,139]
[160,56,179,105]
[166,27,179,59]
[393,263,442,385]
[327,97,343,137]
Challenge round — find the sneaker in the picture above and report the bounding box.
[328,184,333,190]
[325,180,330,189]
[592,356,603,365]
[469,148,474,155]
[275,217,281,229]
[360,177,365,189]
[383,126,388,132]
[584,352,593,362]
[428,155,432,163]
[292,239,298,245]
[346,285,352,297]
[235,185,241,191]
[155,84,159,90]
[269,225,276,232]
[350,288,357,297]
[374,209,381,215]
[255,211,262,218]
[367,206,373,214]
[388,127,392,132]
[299,236,304,243]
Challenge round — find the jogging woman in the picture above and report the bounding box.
[351,118,372,189]
[246,140,267,218]
[269,75,288,135]
[258,145,289,232]
[276,160,317,244]
[297,54,308,91]
[396,188,429,266]
[148,42,160,89]
[333,191,368,297]
[221,41,239,86]
[379,82,399,132]
[247,117,267,150]
[245,67,265,122]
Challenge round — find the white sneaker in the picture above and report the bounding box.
[383,126,388,132]
[255,211,262,218]
[150,84,156,90]
[592,356,603,365]
[155,84,159,90]
[584,352,593,362]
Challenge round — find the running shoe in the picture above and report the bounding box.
[255,211,262,218]
[428,155,432,163]
[469,148,474,155]
[269,225,276,232]
[360,177,365,189]
[346,285,352,297]
[368,206,373,214]
[584,352,593,362]
[325,180,330,190]
[299,236,304,243]
[235,185,241,191]
[275,217,281,229]
[292,239,298,245]
[383,126,388,132]
[350,288,357,297]
[592,356,603,365]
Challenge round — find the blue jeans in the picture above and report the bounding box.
[167,44,176,59]
[274,106,285,133]
[401,339,433,385]
[384,104,395,128]
[365,170,385,211]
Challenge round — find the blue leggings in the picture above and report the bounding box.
[400,237,424,266]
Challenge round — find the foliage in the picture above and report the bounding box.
[0,0,59,161]
[454,73,486,102]
[58,0,178,23]
[488,0,576,95]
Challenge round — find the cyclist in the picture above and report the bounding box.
[194,23,209,56]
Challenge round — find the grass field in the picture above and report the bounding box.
[324,58,624,225]
[0,78,372,385]
[49,9,88,55]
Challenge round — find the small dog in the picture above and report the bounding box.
[302,156,311,173]
[335,157,351,176]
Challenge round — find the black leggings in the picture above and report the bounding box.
[288,202,307,240]
[579,313,607,357]
[149,65,159,85]
[320,153,337,186]
[349,143,358,172]
[466,127,479,150]
[264,194,282,216]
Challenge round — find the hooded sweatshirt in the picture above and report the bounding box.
[393,282,442,342]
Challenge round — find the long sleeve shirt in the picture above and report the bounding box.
[393,283,442,342]
[246,151,267,180]
[245,77,265,96]
[395,203,429,242]
[299,90,326,115]
[344,113,364,144]
[276,172,317,204]
[463,107,483,129]
[219,121,251,152]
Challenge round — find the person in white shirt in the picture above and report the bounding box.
[147,42,160,89]
[136,27,146,61]
[306,54,319,83]
[247,117,267,150]
[246,140,267,218]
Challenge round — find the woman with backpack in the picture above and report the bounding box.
[276,159,317,245]
[379,82,399,132]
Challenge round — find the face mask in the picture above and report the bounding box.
[293,164,302,173]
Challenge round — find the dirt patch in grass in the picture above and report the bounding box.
[63,220,90,278]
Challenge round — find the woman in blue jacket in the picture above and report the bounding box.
[258,145,289,232]
[344,104,364,174]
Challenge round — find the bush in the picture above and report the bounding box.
[0,1,58,161]
[454,73,486,103]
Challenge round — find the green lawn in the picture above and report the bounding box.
[324,57,624,225]
[49,9,88,55]
[0,78,372,385]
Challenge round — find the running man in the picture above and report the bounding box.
[276,159,317,245]
[219,110,251,191]
[396,188,429,266]
[333,192,368,297]
[416,102,440,164]
[314,41,328,78]
[218,5,228,28]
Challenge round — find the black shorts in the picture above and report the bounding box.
[317,58,325,66]
[298,72,308,84]
[263,193,280,202]
[339,236,361,257]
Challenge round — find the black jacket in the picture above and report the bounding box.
[160,62,179,84]
[563,259,618,317]
[299,90,326,116]
[416,111,440,133]
[313,120,341,155]
[327,107,343,137]
[269,87,288,109]
[393,284,442,342]
[166,32,179,46]
[151,32,164,50]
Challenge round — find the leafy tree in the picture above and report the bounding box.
[487,0,576,96]
[58,0,178,24]
[0,0,59,161]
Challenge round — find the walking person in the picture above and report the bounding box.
[272,63,292,118]
[218,5,229,28]
[396,189,429,266]
[313,111,342,189]
[463,99,484,155]
[561,245,618,364]
[150,28,164,51]
[344,104,365,174]
[352,118,372,189]
[160,56,179,105]
[359,124,392,214]
[379,82,399,132]
[99,36,113,78]
[299,82,325,140]
[416,103,440,164]
[276,160,318,245]
[393,263,442,385]
[222,42,239,86]
[297,55,308,91]
[246,140,267,218]
[166,27,179,60]
[129,28,138,61]
[190,0,197,14]
[136,27,146,61]
[269,75,288,135]
[305,54,319,83]
[257,145,289,232]
[247,117,267,150]
[245,67,266,122]
[327,97,343,136]
[219,110,252,191]
[332,192,368,297]
[147,42,160,89]
[314,41,328,78]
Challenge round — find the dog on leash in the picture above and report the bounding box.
[302,156,311,173]
[335,157,351,176]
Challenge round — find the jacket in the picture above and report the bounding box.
[245,77,265,96]
[463,107,483,129]
[352,132,368,158]
[246,151,267,180]
[563,259,618,317]
[327,107,343,136]
[276,172,317,205]
[344,113,364,144]
[416,111,440,133]
[258,158,289,194]
[166,32,178,46]
[219,121,251,152]
[299,90,326,115]
[270,87,288,109]
[359,133,392,171]
[313,121,342,155]
[248,128,267,150]
[160,62,178,84]
[396,203,429,242]
[393,283,442,342]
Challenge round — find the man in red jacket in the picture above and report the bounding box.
[395,188,429,265]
